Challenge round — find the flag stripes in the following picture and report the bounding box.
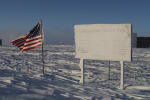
[22,35,42,52]
[11,36,27,50]
[11,22,43,52]
[22,44,42,52]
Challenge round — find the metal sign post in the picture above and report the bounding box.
[79,59,84,84]
[108,61,110,80]
[120,61,124,90]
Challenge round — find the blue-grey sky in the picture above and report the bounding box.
[0,0,150,45]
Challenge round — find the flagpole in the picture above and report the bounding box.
[40,20,45,75]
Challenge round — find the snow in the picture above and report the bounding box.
[0,45,150,100]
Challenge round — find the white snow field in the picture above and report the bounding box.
[0,45,150,100]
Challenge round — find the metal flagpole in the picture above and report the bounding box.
[40,20,45,75]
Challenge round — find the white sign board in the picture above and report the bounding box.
[74,24,132,61]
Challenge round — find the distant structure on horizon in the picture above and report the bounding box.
[132,33,137,48]
[132,32,150,48]
[0,39,2,46]
[59,42,65,45]
[131,33,150,48]
[137,37,150,48]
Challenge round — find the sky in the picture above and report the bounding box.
[0,0,150,45]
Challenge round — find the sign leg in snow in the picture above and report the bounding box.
[120,61,124,90]
[79,59,84,84]
[108,61,110,80]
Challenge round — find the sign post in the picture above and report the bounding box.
[79,59,84,84]
[120,61,124,90]
[108,61,110,80]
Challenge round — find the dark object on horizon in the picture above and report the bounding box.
[137,37,150,48]
[59,42,64,45]
[0,39,2,46]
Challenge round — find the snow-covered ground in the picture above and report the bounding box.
[0,45,150,100]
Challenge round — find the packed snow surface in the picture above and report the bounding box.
[0,45,150,100]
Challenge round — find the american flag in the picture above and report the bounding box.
[11,22,43,52]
